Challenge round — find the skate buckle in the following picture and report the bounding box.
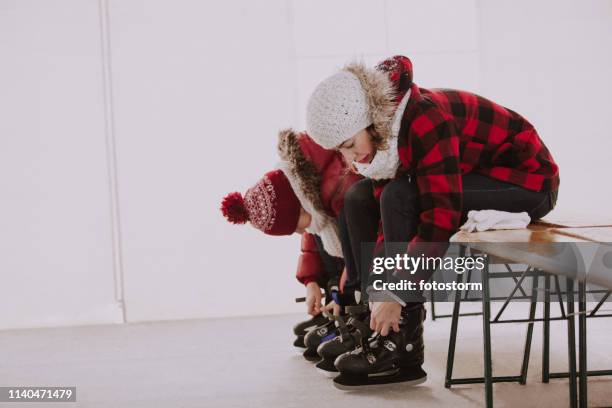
[383,340,396,352]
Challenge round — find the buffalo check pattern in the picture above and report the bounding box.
[375,56,560,246]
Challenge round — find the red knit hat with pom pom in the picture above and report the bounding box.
[221,169,301,235]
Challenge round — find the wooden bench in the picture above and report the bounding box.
[448,212,612,408]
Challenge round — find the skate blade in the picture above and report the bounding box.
[302,347,322,362]
[316,367,338,378]
[332,374,427,391]
[303,354,322,362]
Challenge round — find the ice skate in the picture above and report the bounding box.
[332,303,427,390]
[292,313,328,349]
[315,304,371,376]
[302,310,343,362]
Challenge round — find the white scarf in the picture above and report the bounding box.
[353,89,411,180]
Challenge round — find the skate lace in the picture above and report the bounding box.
[361,332,380,353]
[326,312,349,340]
[324,310,361,343]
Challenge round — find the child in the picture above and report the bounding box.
[305,55,560,388]
[221,129,362,356]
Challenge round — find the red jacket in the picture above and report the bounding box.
[374,56,560,246]
[279,132,362,285]
[295,232,325,286]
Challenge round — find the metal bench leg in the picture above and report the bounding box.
[542,273,551,383]
[445,245,466,388]
[482,255,493,408]
[430,286,436,321]
[520,271,539,384]
[578,282,587,408]
[566,278,578,408]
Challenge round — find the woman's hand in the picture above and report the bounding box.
[370,301,402,336]
[305,282,322,315]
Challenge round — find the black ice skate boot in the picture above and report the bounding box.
[302,310,344,362]
[293,290,332,350]
[315,304,371,377]
[293,313,329,349]
[332,303,427,390]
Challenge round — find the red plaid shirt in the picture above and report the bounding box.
[375,56,560,246]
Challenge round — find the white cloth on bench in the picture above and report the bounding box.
[460,210,531,233]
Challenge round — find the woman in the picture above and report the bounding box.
[305,55,560,388]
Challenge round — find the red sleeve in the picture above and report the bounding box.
[296,233,325,286]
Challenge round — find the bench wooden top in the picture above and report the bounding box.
[449,220,612,289]
[451,210,612,244]
[549,227,612,243]
[450,223,612,243]
[450,227,592,244]
[451,225,612,244]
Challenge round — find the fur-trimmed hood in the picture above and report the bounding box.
[277,129,362,258]
[342,62,397,150]
[338,56,416,180]
[343,56,415,150]
[277,129,326,217]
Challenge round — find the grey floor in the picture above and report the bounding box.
[1,302,611,408]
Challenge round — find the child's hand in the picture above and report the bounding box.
[305,282,322,316]
[322,300,341,316]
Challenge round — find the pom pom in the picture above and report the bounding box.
[221,192,249,224]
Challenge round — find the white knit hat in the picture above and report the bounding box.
[306,63,397,151]
[306,71,372,149]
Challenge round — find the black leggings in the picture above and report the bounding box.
[338,173,558,295]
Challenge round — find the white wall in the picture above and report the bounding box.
[0,0,122,329]
[1,0,611,329]
[477,0,612,217]
[106,0,301,322]
[293,0,480,129]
